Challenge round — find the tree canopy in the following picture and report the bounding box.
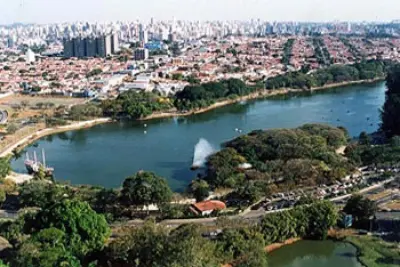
[121,171,172,207]
[0,157,11,178]
[102,91,173,119]
[18,181,67,209]
[381,64,400,138]
[266,60,387,90]
[174,78,253,110]
[344,195,377,224]
[31,200,110,258]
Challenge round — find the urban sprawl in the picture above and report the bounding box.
[0,20,400,98]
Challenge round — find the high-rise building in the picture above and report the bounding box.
[96,36,107,57]
[139,24,148,44]
[7,35,16,48]
[134,48,149,61]
[85,37,97,57]
[104,35,112,56]
[111,33,119,54]
[63,34,117,58]
[73,38,86,58]
[25,49,36,63]
[63,38,75,58]
[168,32,176,43]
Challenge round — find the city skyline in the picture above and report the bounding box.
[0,0,400,25]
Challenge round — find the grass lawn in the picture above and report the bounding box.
[346,235,400,267]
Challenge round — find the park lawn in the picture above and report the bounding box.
[346,235,400,267]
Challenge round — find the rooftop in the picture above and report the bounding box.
[192,200,226,212]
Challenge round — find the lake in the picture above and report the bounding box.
[12,82,386,191]
[268,240,362,267]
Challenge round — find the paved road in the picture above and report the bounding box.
[2,177,395,230]
[123,178,395,228]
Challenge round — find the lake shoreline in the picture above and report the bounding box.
[2,78,383,158]
[265,237,302,253]
[141,78,384,121]
[0,118,112,157]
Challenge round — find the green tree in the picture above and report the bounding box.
[381,64,400,138]
[6,123,18,134]
[259,210,297,243]
[19,181,67,208]
[172,73,183,80]
[121,171,172,208]
[389,136,400,147]
[106,220,168,266]
[32,200,110,258]
[0,157,11,178]
[217,228,266,265]
[0,188,6,208]
[359,131,371,145]
[189,179,210,201]
[15,228,81,267]
[304,201,338,240]
[344,195,377,223]
[163,224,219,267]
[206,147,246,188]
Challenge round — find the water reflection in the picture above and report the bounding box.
[268,241,362,267]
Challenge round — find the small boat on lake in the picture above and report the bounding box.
[24,149,54,175]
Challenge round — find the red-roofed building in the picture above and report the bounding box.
[190,200,226,216]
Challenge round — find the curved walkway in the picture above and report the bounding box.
[0,118,111,158]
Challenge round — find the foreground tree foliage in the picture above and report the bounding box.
[104,222,219,267]
[0,200,110,266]
[27,200,110,260]
[216,227,267,266]
[205,124,351,194]
[14,228,81,267]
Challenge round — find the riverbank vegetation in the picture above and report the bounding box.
[174,78,252,111]
[265,59,388,90]
[102,91,173,119]
[346,235,400,267]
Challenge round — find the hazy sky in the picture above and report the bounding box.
[1,0,400,24]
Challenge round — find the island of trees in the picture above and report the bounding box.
[200,124,352,202]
